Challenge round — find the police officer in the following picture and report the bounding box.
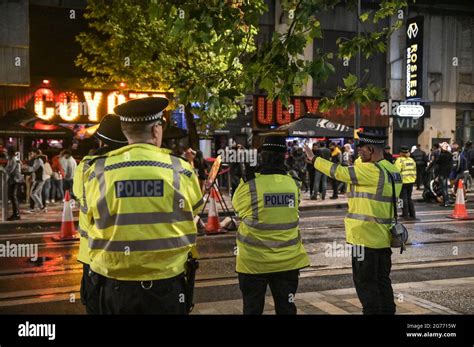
[304,133,402,315]
[394,146,417,220]
[84,97,203,314]
[73,114,128,314]
[233,136,310,315]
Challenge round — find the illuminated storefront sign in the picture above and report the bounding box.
[406,16,424,100]
[253,95,386,129]
[33,88,167,123]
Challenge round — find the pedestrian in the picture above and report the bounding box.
[329,142,342,199]
[5,147,23,221]
[50,152,64,203]
[411,144,428,190]
[311,141,330,200]
[463,141,473,192]
[304,132,402,314]
[451,143,468,198]
[42,154,53,205]
[24,148,46,213]
[233,135,310,315]
[383,145,394,163]
[306,143,318,198]
[395,146,417,220]
[84,97,203,314]
[73,114,128,315]
[61,150,77,198]
[428,143,441,176]
[434,142,453,207]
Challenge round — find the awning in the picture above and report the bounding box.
[274,114,354,138]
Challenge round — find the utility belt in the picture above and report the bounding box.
[88,270,185,290]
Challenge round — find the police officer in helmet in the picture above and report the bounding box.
[305,133,402,315]
[233,135,310,315]
[84,97,203,314]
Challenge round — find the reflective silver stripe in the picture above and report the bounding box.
[93,156,193,230]
[81,160,91,213]
[237,232,301,249]
[348,166,358,185]
[346,191,392,203]
[242,218,299,231]
[329,163,338,179]
[346,213,393,224]
[78,228,88,238]
[89,234,196,252]
[373,162,386,197]
[192,197,204,211]
[248,179,259,221]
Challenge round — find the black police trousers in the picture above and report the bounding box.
[400,183,416,218]
[89,271,187,314]
[238,270,299,315]
[352,246,396,315]
[80,264,100,314]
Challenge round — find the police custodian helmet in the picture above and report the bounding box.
[94,114,128,148]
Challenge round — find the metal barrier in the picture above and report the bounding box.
[0,167,7,221]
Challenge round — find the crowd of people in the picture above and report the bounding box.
[2,147,78,220]
[285,139,355,200]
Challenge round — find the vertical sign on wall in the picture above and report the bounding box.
[406,16,424,100]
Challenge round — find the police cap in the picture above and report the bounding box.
[399,145,410,153]
[114,97,169,123]
[357,132,387,147]
[95,114,128,147]
[261,135,287,153]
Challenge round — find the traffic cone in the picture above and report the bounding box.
[205,187,224,235]
[447,180,474,220]
[53,190,79,241]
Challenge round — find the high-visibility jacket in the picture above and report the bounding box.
[84,144,203,281]
[394,156,417,184]
[314,157,402,249]
[72,155,95,264]
[232,173,310,274]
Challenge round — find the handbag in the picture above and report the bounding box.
[385,170,409,254]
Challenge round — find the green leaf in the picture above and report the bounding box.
[360,12,370,22]
[343,73,357,88]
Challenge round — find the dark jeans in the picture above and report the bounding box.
[92,272,187,314]
[238,270,299,315]
[42,178,51,203]
[415,165,426,189]
[331,178,339,198]
[63,179,74,198]
[439,175,450,204]
[51,178,64,200]
[400,183,415,218]
[81,264,99,315]
[352,246,395,315]
[313,171,327,199]
[308,168,315,196]
[8,181,20,216]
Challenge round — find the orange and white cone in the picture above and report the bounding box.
[448,179,473,220]
[205,187,224,234]
[53,190,79,241]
